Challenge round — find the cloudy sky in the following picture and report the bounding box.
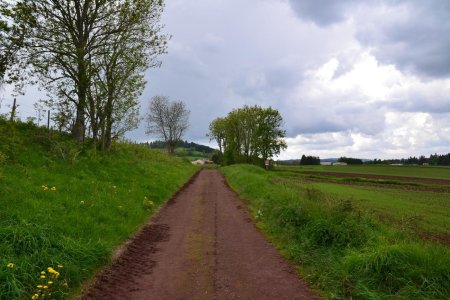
[2,0,450,159]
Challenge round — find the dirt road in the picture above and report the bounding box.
[82,169,319,299]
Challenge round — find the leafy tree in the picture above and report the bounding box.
[0,0,30,87]
[87,0,167,150]
[7,0,167,145]
[208,117,227,154]
[145,95,190,155]
[209,105,287,166]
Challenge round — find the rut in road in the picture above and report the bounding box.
[82,169,320,299]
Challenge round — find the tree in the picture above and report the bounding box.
[0,0,30,87]
[86,0,167,151]
[145,95,190,155]
[9,0,167,144]
[208,105,287,166]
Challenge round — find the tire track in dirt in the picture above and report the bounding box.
[81,169,319,299]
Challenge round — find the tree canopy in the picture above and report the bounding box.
[209,105,287,166]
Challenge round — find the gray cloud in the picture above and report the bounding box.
[356,1,450,78]
[287,0,362,26]
[288,0,450,78]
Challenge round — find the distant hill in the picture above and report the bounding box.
[146,140,216,154]
[144,140,217,160]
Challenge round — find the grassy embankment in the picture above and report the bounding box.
[0,119,198,299]
[222,164,450,300]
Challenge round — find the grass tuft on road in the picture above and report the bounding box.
[222,164,450,300]
[0,119,198,299]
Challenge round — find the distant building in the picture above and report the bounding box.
[333,162,348,166]
[191,159,213,165]
[422,163,429,166]
[320,162,332,166]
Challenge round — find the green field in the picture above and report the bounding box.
[222,164,450,300]
[0,120,198,299]
[275,166,450,235]
[280,164,450,180]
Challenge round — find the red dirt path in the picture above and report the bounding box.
[81,169,319,299]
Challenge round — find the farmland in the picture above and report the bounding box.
[283,164,450,180]
[222,164,450,299]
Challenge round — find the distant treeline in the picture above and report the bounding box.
[145,140,215,153]
[367,153,450,166]
[338,157,363,165]
[300,155,320,165]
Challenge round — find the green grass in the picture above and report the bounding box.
[0,119,198,299]
[222,164,450,300]
[280,164,450,180]
[307,182,450,235]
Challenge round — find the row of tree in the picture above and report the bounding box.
[0,0,167,151]
[300,155,320,165]
[368,153,450,166]
[337,157,363,165]
[208,105,287,166]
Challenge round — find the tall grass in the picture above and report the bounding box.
[222,164,450,299]
[0,119,198,299]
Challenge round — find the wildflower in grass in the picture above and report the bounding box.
[32,265,65,299]
[7,262,14,268]
[51,187,56,191]
[41,185,48,191]
[143,197,155,211]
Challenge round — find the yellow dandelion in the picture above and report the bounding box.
[48,281,53,285]
[37,285,43,289]
[43,286,48,289]
[51,187,56,191]
[47,267,55,273]
[41,271,46,275]
[32,294,39,300]
[7,262,14,268]
[55,272,60,278]
[40,275,46,279]
[57,264,63,269]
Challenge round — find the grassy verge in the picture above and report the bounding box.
[222,164,450,299]
[0,120,198,299]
